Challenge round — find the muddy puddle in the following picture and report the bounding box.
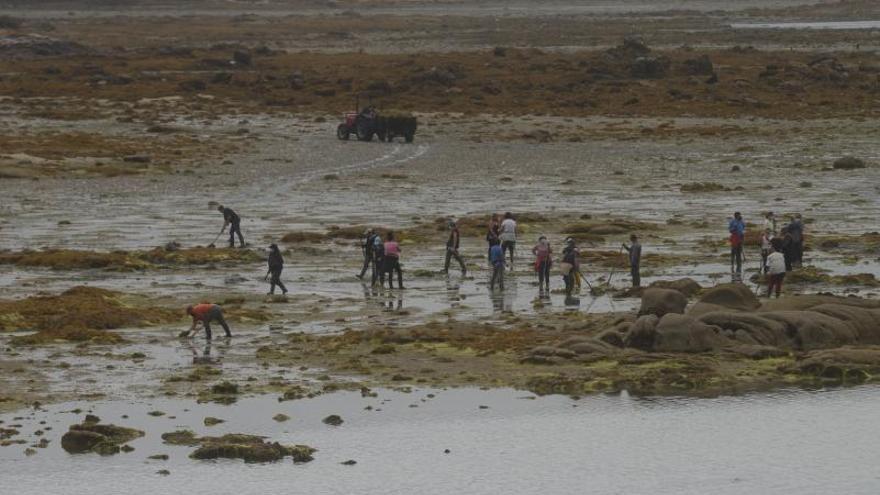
[2,386,880,494]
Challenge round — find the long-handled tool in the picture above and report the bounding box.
[577,269,603,296]
[207,230,223,248]
[605,245,625,287]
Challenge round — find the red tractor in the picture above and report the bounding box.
[336,96,417,143]
[336,105,380,142]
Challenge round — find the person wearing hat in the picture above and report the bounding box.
[265,243,287,295]
[560,237,580,297]
[357,228,379,281]
[622,234,642,287]
[443,220,467,276]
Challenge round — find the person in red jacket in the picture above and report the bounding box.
[185,303,231,340]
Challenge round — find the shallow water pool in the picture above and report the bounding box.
[2,386,879,494]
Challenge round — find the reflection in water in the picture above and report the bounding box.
[490,280,516,313]
[445,279,462,307]
[383,294,403,312]
[187,340,229,365]
[362,281,404,312]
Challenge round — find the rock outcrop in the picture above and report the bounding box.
[638,288,688,317]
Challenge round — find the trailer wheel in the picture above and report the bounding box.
[336,124,350,140]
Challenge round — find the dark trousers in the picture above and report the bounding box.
[372,255,384,286]
[204,306,231,339]
[784,251,793,272]
[444,248,466,273]
[228,221,245,247]
[563,273,575,295]
[537,260,551,288]
[630,263,641,287]
[767,273,785,297]
[730,245,742,274]
[385,257,403,289]
[490,264,504,290]
[269,267,287,294]
[761,249,770,273]
[359,252,373,278]
[502,241,515,268]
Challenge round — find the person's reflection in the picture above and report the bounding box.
[383,293,403,312]
[490,290,504,312]
[490,285,515,314]
[446,279,462,307]
[360,281,385,308]
[188,339,228,365]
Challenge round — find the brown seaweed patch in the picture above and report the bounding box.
[0,287,178,345]
[160,431,315,463]
[0,247,262,271]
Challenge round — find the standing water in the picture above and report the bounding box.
[2,386,879,494]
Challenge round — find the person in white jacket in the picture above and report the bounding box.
[766,239,787,298]
[499,212,517,271]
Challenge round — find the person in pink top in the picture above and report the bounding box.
[383,231,404,289]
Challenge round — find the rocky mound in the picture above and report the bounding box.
[638,287,688,318]
[162,430,315,463]
[688,283,761,316]
[61,416,143,455]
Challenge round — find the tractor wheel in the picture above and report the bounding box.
[404,132,415,143]
[336,124,350,140]
[356,123,373,142]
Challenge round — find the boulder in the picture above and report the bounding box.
[810,304,880,344]
[760,311,859,350]
[797,348,880,382]
[697,311,789,347]
[623,314,659,351]
[760,294,880,312]
[648,278,702,298]
[689,283,760,316]
[653,314,727,353]
[638,288,688,317]
[60,430,105,454]
[61,419,144,455]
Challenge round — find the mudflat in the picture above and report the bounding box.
[0,0,879,480]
